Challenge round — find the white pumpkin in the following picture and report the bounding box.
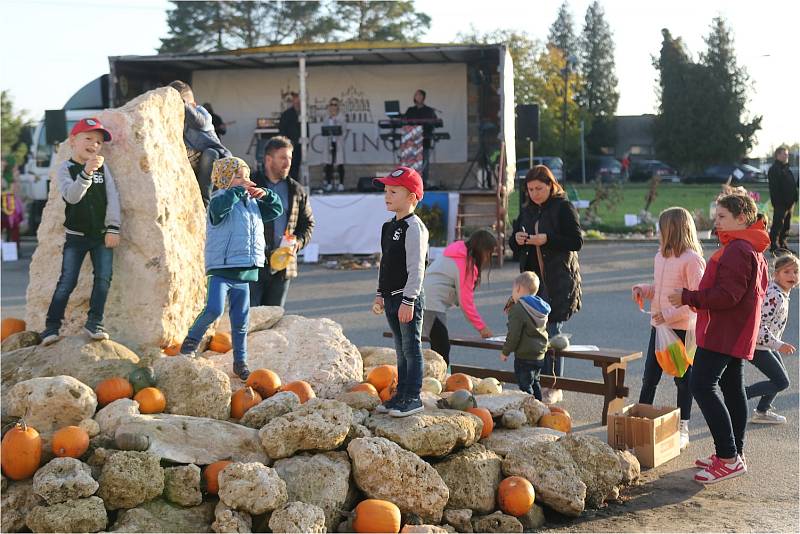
[475,377,503,395]
[549,334,571,351]
[421,377,443,395]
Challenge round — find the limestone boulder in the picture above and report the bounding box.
[212,501,252,533]
[1,337,139,392]
[269,501,327,533]
[559,434,624,508]
[25,87,207,354]
[336,390,381,411]
[259,398,352,459]
[86,447,120,479]
[206,315,362,398]
[97,451,164,510]
[25,496,107,533]
[344,422,373,446]
[521,396,550,425]
[502,440,586,517]
[116,413,267,464]
[480,426,563,458]
[32,458,98,505]
[364,409,481,457]
[347,437,449,523]
[0,330,40,352]
[360,346,447,382]
[616,449,641,485]
[218,305,283,334]
[273,451,355,530]
[79,418,101,438]
[95,398,140,438]
[4,375,97,434]
[164,464,203,507]
[442,509,473,533]
[110,499,215,533]
[500,409,526,429]
[218,462,287,515]
[470,512,523,533]
[400,525,450,533]
[433,444,502,514]
[154,355,231,420]
[474,391,528,417]
[239,391,299,429]
[2,480,43,533]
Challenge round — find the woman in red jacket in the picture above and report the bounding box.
[668,194,769,484]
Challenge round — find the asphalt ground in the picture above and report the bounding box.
[2,240,798,531]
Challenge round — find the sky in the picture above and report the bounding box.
[1,0,796,157]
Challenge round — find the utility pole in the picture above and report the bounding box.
[560,55,576,179]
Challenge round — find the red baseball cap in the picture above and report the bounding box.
[70,118,112,142]
[375,166,424,201]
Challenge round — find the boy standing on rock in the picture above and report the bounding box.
[372,167,429,417]
[41,118,121,346]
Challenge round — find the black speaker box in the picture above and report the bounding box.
[45,109,68,144]
[516,104,540,142]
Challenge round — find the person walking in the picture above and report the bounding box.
[768,146,797,254]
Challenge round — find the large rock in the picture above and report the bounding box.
[442,509,473,533]
[2,480,43,533]
[474,391,528,417]
[1,330,40,352]
[1,337,139,392]
[616,449,641,485]
[153,355,231,420]
[212,501,252,533]
[206,316,362,398]
[25,496,107,533]
[32,458,98,505]
[500,409,526,429]
[25,87,207,354]
[433,444,502,514]
[268,501,327,533]
[97,451,164,510]
[239,391,299,429]
[95,398,140,438]
[470,511,523,533]
[360,346,447,382]
[364,409,481,457]
[336,390,381,411]
[520,396,550,425]
[110,499,215,533]
[273,452,355,530]
[115,413,268,464]
[218,462,287,515]
[480,426,563,458]
[559,434,624,508]
[4,375,97,434]
[501,440,586,517]
[259,398,352,459]
[347,437,448,523]
[164,464,203,507]
[218,306,283,334]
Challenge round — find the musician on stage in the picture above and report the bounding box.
[323,98,346,192]
[279,92,302,180]
[404,89,438,186]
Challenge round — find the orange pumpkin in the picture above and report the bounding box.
[1,421,42,480]
[497,475,536,516]
[134,387,167,414]
[203,460,232,494]
[162,341,181,356]
[51,425,90,458]
[538,412,572,433]
[95,377,134,407]
[349,383,380,397]
[1,318,26,341]
[352,499,401,533]
[379,382,397,402]
[547,405,571,419]
[282,381,316,404]
[208,332,232,353]
[245,369,282,398]
[367,365,398,392]
[466,407,494,439]
[445,373,473,393]
[230,387,262,419]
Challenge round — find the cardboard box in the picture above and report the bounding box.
[607,404,680,468]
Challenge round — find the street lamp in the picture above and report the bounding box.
[561,54,577,173]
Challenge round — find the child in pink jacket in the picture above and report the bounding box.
[632,207,706,450]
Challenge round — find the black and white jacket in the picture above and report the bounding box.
[756,281,791,351]
[377,213,429,306]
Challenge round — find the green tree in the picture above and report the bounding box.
[335,1,431,41]
[159,1,232,53]
[548,1,579,63]
[1,91,31,169]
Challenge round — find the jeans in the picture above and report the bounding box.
[690,347,747,459]
[542,321,565,378]
[745,349,790,412]
[45,234,113,332]
[638,327,693,420]
[514,358,544,400]
[250,268,291,307]
[769,202,795,248]
[385,292,425,401]
[183,275,250,364]
[197,148,230,208]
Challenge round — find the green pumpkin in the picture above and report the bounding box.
[447,389,477,411]
[128,367,157,393]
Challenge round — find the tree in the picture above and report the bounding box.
[159,1,231,53]
[548,1,579,63]
[335,1,431,41]
[1,91,31,169]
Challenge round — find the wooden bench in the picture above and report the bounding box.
[382,332,642,425]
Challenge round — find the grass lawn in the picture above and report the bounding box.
[507,183,781,232]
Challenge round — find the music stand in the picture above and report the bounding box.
[321,125,342,136]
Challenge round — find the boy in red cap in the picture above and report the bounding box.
[41,118,121,345]
[372,166,429,417]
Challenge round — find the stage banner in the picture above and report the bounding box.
[193,63,467,166]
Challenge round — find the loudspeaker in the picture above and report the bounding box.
[516,104,540,142]
[45,110,68,144]
[358,176,384,192]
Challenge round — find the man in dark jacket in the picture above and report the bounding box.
[251,136,315,307]
[279,93,302,181]
[768,146,797,252]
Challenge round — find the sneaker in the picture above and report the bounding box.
[696,453,747,470]
[336,183,345,192]
[751,409,787,424]
[694,455,746,484]
[233,361,251,381]
[389,397,424,418]
[40,330,61,346]
[679,420,690,451]
[84,325,109,341]
[375,396,402,414]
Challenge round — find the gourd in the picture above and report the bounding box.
[367,365,398,392]
[208,332,232,353]
[128,367,157,393]
[548,405,571,419]
[474,377,502,395]
[134,387,167,414]
[245,369,282,398]
[349,383,380,397]
[379,383,397,403]
[115,432,150,451]
[282,381,315,404]
[538,412,572,433]
[95,377,134,406]
[497,476,536,516]
[352,499,402,533]
[1,318,26,341]
[51,426,90,458]
[204,460,232,494]
[466,407,494,438]
[162,341,181,356]
[421,377,442,395]
[549,333,571,351]
[444,389,477,411]
[445,373,473,393]
[230,387,262,419]
[1,421,42,480]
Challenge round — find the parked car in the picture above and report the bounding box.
[684,163,766,184]
[567,156,623,183]
[515,156,564,182]
[628,159,681,183]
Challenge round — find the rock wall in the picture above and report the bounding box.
[26,87,207,353]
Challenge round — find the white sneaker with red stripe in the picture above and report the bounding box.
[694,455,747,484]
[695,453,747,469]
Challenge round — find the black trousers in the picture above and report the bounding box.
[770,202,795,248]
[428,317,451,365]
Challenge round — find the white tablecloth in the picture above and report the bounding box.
[308,194,387,255]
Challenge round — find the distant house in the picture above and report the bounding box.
[614,114,655,158]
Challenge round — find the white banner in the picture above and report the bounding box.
[193,63,467,166]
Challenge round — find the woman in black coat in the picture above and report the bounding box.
[509,165,583,400]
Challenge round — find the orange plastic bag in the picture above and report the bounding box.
[654,325,694,378]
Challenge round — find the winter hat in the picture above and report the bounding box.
[211,157,250,189]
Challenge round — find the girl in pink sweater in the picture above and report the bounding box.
[632,207,706,450]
